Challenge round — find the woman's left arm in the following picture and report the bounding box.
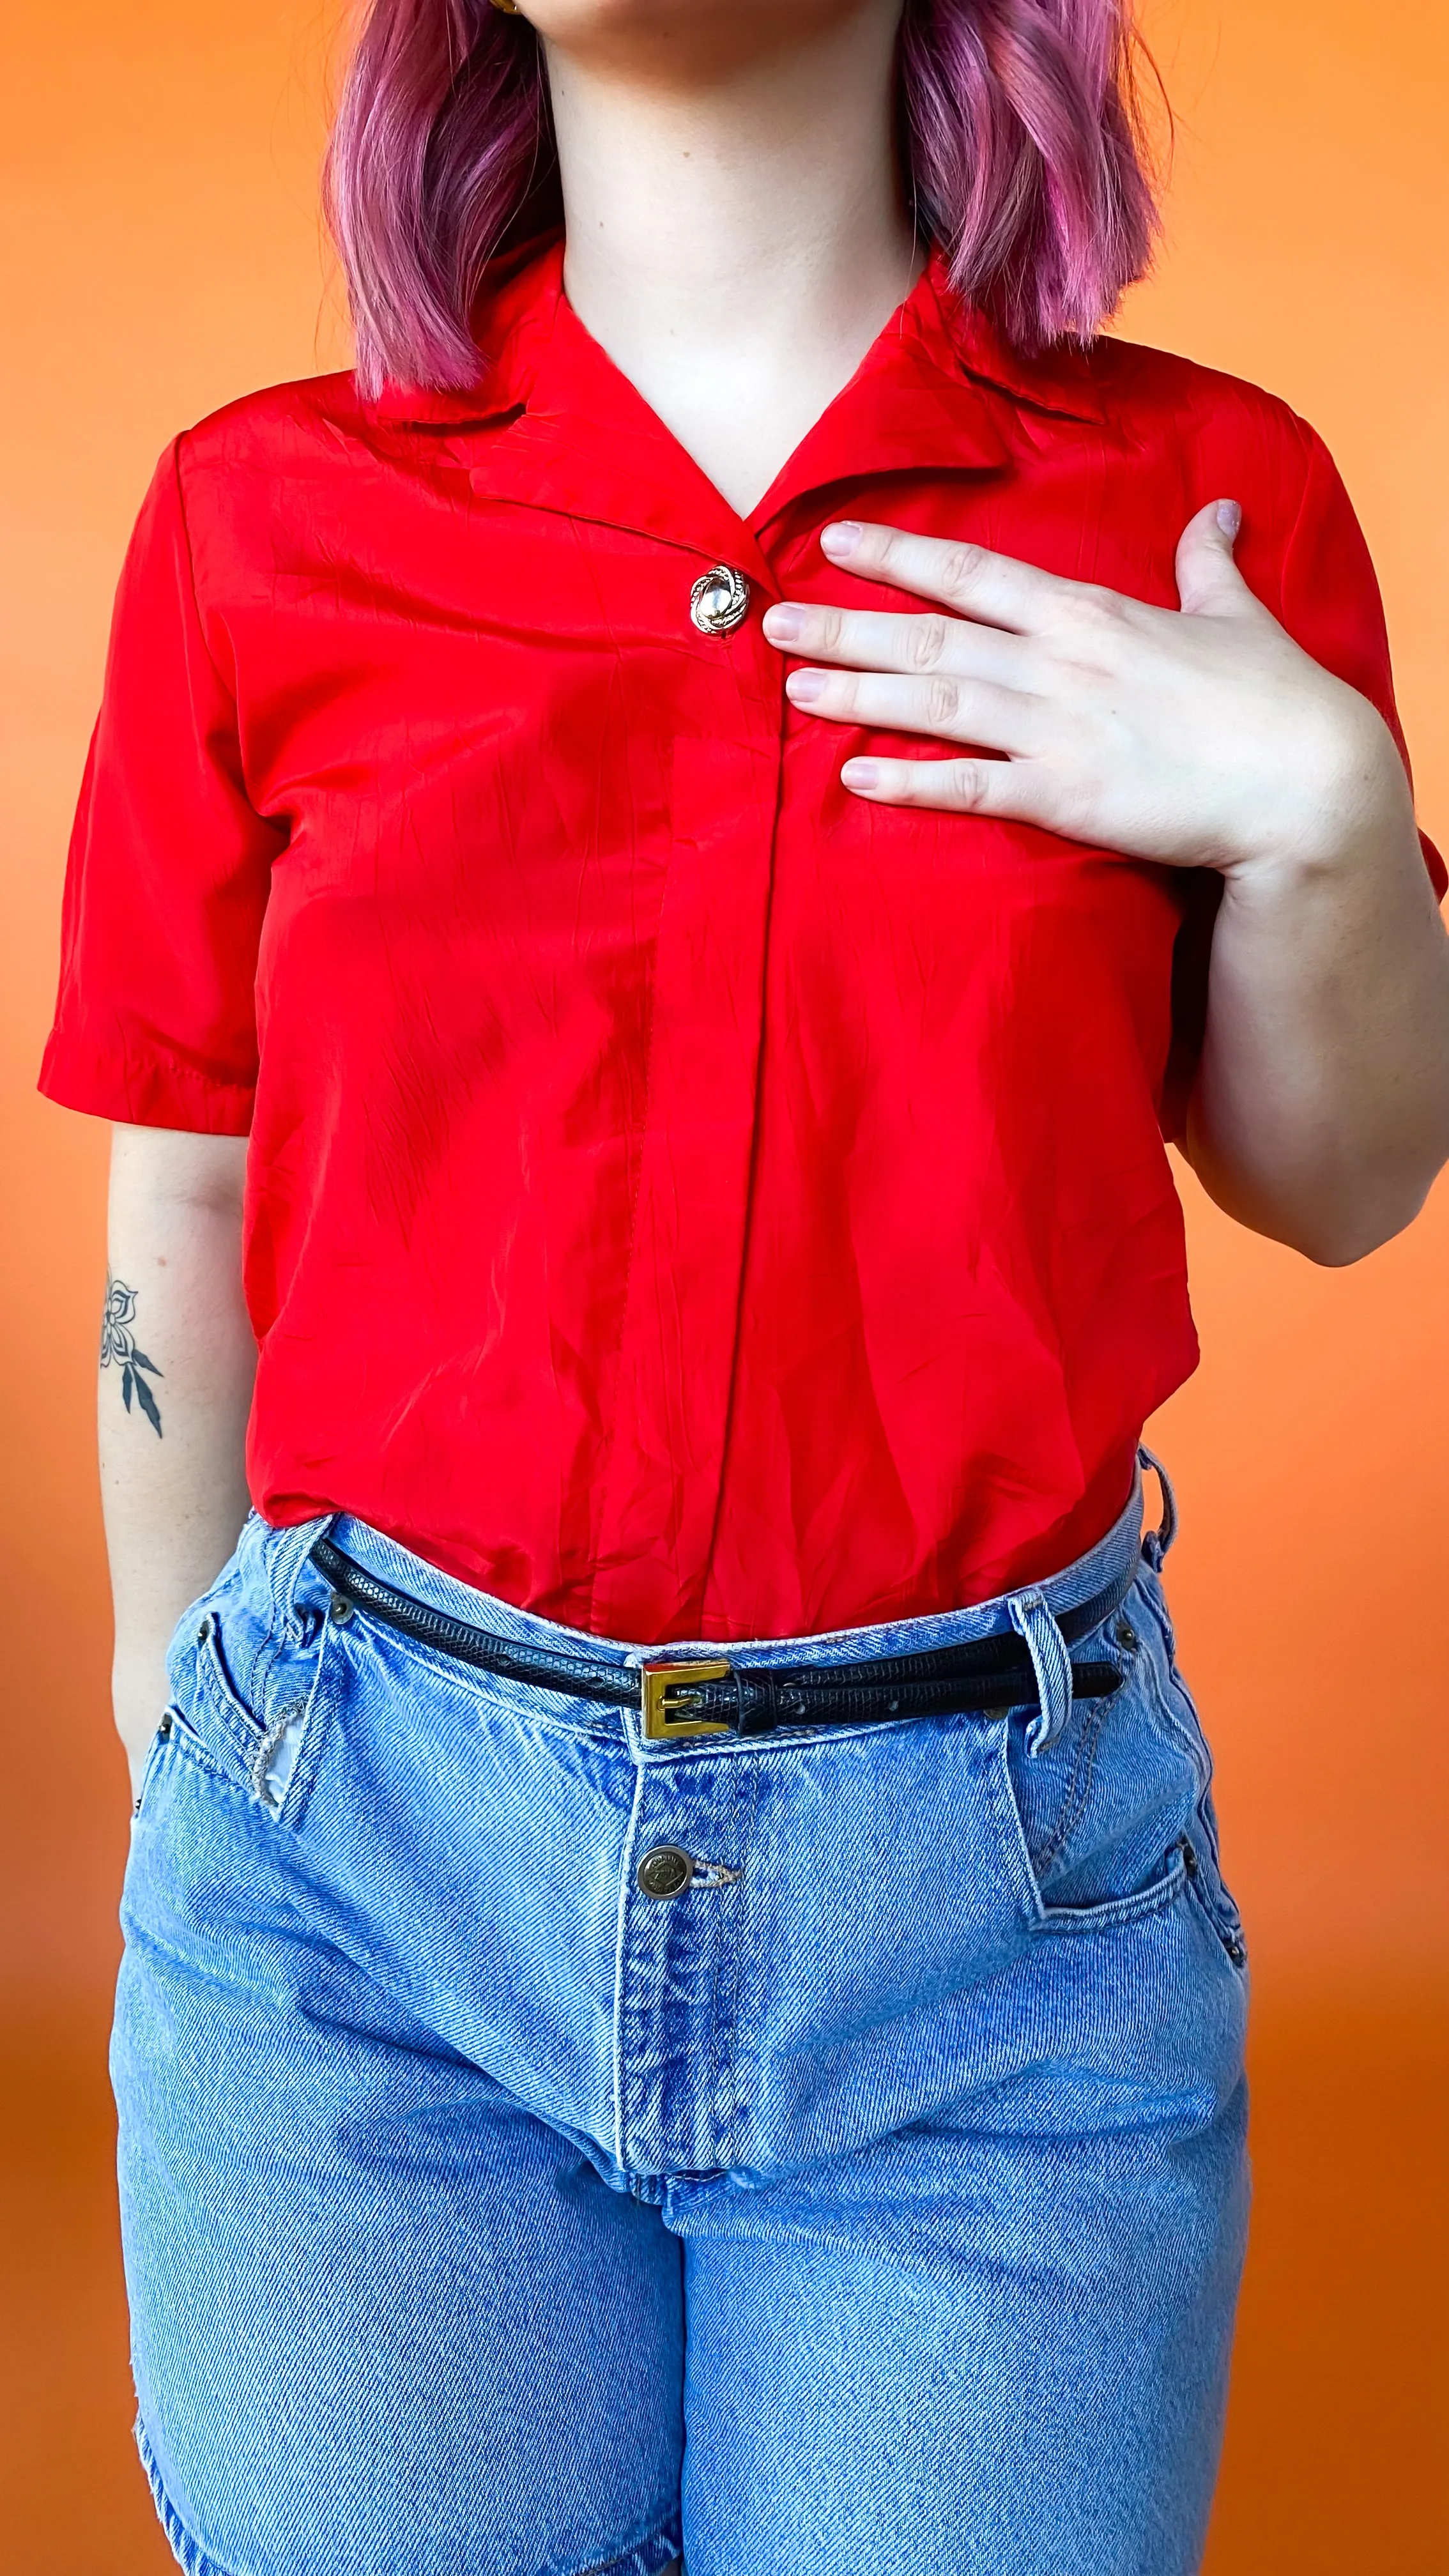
[763,508,1449,1266]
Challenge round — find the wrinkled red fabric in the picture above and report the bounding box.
[42,241,1443,1642]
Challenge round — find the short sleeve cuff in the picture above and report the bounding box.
[38,1030,255,1135]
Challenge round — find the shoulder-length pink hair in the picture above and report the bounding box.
[325,1,1160,397]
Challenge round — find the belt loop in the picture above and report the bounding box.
[1008,1590,1073,1757]
[1137,1445,1179,1571]
[266,1513,337,1642]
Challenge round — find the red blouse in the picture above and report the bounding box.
[42,243,1441,1643]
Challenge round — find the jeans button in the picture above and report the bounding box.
[636,1845,694,1899]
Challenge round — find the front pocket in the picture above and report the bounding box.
[993,1724,1192,1933]
[176,1594,332,1826]
[991,1617,1206,1931]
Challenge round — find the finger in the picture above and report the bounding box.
[819,521,1072,632]
[785,664,1041,756]
[1175,499,1261,620]
[839,753,1051,824]
[762,598,1032,688]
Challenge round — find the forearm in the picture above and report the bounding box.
[103,1126,256,1782]
[1185,785,1449,1264]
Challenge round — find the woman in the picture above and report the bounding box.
[42,3,1448,2571]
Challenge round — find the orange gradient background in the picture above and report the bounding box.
[2,4,1446,2566]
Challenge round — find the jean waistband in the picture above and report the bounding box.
[252,1449,1176,1755]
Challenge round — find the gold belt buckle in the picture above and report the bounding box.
[640,1659,734,1741]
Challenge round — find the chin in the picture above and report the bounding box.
[521,0,875,57]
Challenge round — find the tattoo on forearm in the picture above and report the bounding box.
[101,1273,164,1436]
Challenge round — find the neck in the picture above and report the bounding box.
[542,6,919,516]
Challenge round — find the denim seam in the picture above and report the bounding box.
[1135,1568,1191,1698]
[1033,1683,1113,1876]
[132,1706,227,1817]
[1184,1850,1248,1965]
[135,1703,253,1818]
[135,2421,241,2576]
[704,1759,735,2168]
[612,1754,648,2172]
[714,1747,760,2170]
[1034,1845,1190,1936]
[1192,1783,1232,1890]
[560,2516,686,2576]
[716,1741,747,2163]
[1145,1653,1213,1805]
[251,1621,282,1737]
[986,1715,1057,1926]
[195,1629,262,1768]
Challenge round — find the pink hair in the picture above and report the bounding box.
[325,1,1160,397]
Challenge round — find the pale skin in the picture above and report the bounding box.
[105,0,1449,1794]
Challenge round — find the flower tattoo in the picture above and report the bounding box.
[101,1273,164,1436]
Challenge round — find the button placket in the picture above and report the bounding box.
[617,1770,750,2175]
[586,680,785,1641]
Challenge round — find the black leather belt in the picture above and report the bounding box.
[309,1534,1135,1742]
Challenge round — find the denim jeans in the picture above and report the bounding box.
[118,1453,1248,2576]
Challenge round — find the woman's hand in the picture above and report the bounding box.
[762,505,1408,882]
[763,511,1449,1266]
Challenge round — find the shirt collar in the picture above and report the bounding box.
[365,237,1106,574]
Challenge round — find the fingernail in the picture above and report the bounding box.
[822,521,863,556]
[1216,499,1242,539]
[786,669,825,705]
[762,604,806,644]
[841,758,880,790]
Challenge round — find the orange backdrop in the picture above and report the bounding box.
[2,4,1445,2567]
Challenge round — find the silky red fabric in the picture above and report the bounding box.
[42,243,1443,1642]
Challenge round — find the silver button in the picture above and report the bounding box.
[689,565,751,637]
[636,1844,696,1899]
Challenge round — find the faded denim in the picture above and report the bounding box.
[117,1453,1249,2576]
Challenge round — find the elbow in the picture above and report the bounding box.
[1287,1172,1442,1268]
[1298,1222,1402,1268]
[1184,1127,1448,1266]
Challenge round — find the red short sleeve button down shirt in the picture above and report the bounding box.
[42,242,1443,1643]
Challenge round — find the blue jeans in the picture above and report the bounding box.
[118,1454,1248,2576]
